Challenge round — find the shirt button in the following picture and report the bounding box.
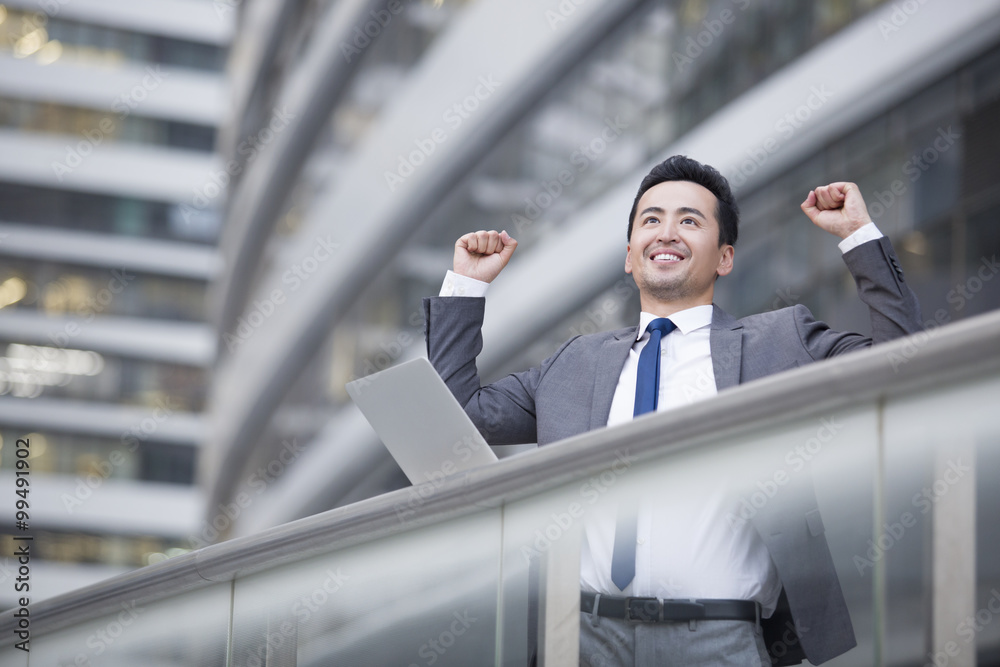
[637,538,645,545]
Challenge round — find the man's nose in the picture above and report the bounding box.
[655,219,681,243]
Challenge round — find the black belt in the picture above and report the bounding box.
[581,591,760,624]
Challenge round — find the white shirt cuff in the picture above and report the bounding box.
[838,223,883,254]
[439,270,490,297]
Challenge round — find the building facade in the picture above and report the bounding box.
[0,0,231,606]
[205,0,1000,540]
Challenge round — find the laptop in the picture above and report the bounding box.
[345,357,498,485]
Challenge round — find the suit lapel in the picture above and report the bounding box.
[711,304,743,391]
[589,328,636,430]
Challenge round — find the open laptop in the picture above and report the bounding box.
[345,357,498,485]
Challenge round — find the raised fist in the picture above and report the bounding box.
[801,182,872,240]
[453,230,518,283]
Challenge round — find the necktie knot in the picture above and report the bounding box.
[646,317,676,337]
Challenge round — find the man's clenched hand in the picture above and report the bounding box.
[454,230,518,283]
[801,182,871,240]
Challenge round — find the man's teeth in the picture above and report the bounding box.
[652,253,681,262]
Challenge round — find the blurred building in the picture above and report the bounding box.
[2,0,999,619]
[204,0,1000,541]
[0,0,230,606]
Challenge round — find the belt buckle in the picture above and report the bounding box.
[625,597,661,622]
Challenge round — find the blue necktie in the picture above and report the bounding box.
[611,317,676,591]
[632,318,677,417]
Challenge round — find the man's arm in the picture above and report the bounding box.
[424,230,548,444]
[795,183,923,358]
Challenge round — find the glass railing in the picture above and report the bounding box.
[2,309,998,666]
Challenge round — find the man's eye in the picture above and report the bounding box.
[645,217,659,224]
[681,218,697,225]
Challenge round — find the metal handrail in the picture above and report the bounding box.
[3,308,1000,645]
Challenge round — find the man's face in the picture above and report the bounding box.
[625,180,734,311]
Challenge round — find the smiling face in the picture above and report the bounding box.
[625,180,734,315]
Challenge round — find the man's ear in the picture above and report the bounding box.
[624,244,633,274]
[716,245,734,277]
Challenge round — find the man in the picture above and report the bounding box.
[423,156,922,665]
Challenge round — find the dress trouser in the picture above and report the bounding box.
[579,612,771,666]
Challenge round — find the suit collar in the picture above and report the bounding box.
[589,330,634,429]
[710,304,741,330]
[711,304,743,391]
[590,305,743,425]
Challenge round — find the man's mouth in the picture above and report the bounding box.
[649,250,684,263]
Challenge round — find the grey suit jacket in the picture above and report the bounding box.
[423,237,922,664]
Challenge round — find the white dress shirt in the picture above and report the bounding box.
[438,224,883,617]
[580,304,782,614]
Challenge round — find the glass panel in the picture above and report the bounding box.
[883,373,1000,665]
[501,484,580,665]
[231,510,501,665]
[0,258,208,323]
[0,341,206,409]
[0,429,194,485]
[0,7,225,71]
[0,98,216,151]
[28,582,230,666]
[727,408,878,666]
[503,406,878,666]
[0,182,220,244]
[1,530,191,569]
[963,204,1000,318]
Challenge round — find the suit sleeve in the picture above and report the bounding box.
[423,296,575,445]
[795,236,923,360]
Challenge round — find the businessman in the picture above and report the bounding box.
[423,155,922,665]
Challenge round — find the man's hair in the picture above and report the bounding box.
[626,155,739,247]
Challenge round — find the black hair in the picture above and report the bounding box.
[626,155,739,247]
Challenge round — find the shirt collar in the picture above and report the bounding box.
[636,304,713,341]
